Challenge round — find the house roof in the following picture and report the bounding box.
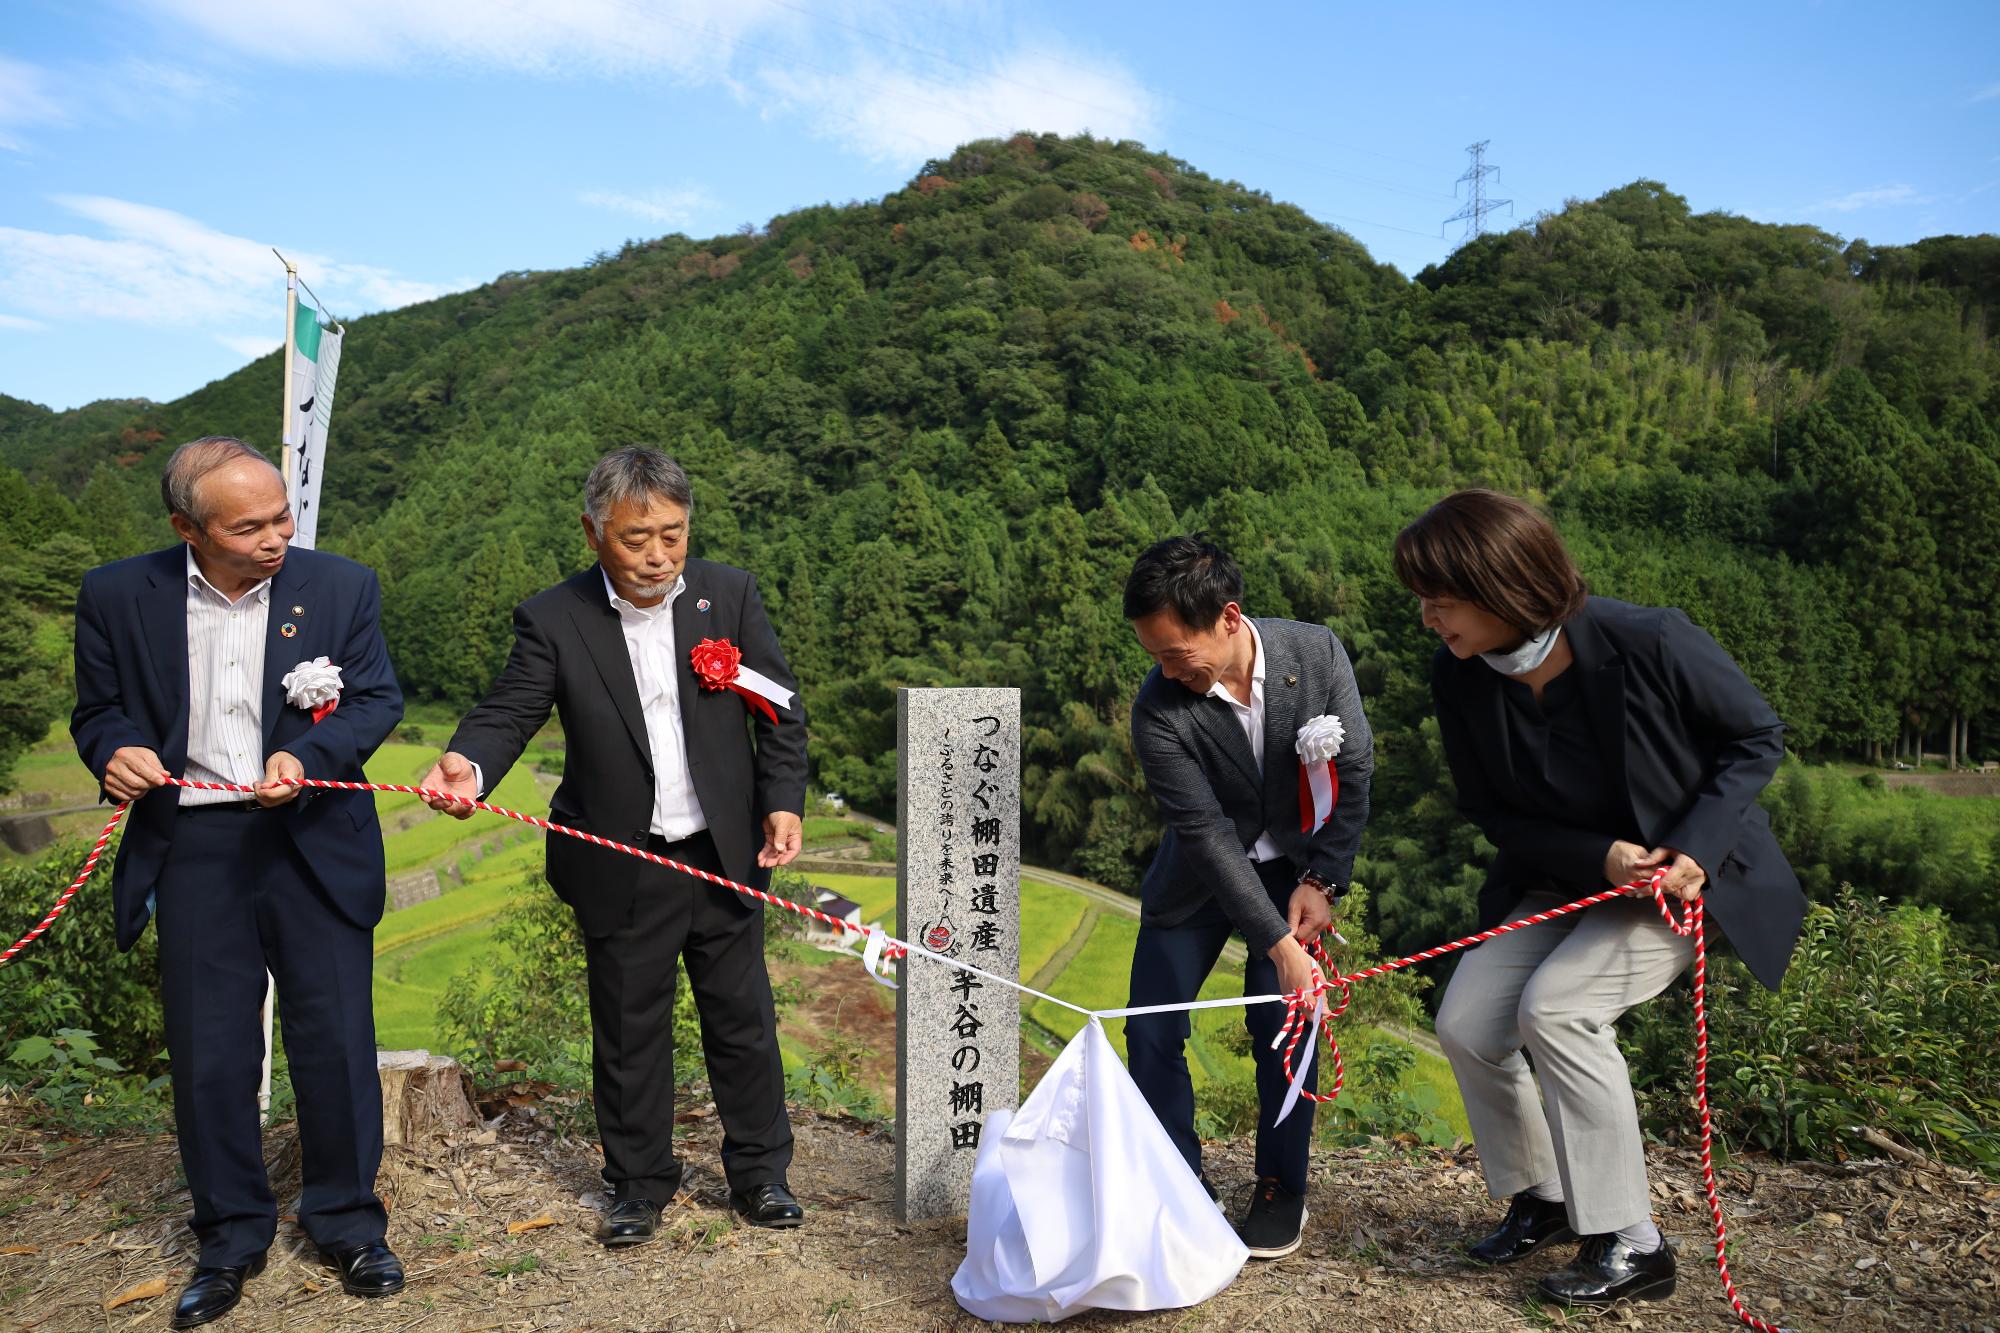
[811,888,862,917]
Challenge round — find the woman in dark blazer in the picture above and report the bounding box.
[1392,490,1805,1310]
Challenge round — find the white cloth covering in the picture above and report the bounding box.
[951,1020,1249,1323]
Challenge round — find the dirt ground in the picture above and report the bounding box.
[1,1094,1995,1333]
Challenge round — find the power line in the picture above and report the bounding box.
[1442,139,1513,241]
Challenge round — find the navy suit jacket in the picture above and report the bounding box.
[71,545,403,951]
[1431,595,1806,990]
[1131,617,1374,958]
[446,559,809,938]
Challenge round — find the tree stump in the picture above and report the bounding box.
[377,1051,479,1148]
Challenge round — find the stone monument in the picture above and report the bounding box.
[895,688,1022,1221]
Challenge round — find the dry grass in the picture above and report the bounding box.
[0,1094,1993,1331]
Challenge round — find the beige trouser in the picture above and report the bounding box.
[1434,892,1695,1236]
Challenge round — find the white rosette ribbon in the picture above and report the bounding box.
[282,656,344,723]
[1294,713,1344,833]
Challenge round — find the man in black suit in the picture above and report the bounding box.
[1122,537,1373,1261]
[72,435,406,1327]
[421,446,808,1244]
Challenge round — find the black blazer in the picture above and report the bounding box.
[71,546,402,950]
[1431,596,1805,990]
[449,559,808,937]
[1131,618,1373,957]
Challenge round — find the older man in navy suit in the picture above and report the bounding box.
[71,436,405,1328]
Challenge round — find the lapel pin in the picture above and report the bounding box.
[696,598,711,613]
[1285,674,1298,686]
[292,605,304,616]
[281,623,298,638]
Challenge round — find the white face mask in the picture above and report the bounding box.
[1480,625,1562,677]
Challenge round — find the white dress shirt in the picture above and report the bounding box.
[604,570,708,841]
[181,547,272,806]
[1206,618,1280,862]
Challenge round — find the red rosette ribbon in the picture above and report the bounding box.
[689,637,779,723]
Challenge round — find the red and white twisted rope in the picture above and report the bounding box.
[3,777,1787,1329]
[1,777,906,965]
[0,802,128,966]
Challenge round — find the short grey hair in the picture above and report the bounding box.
[161,436,276,523]
[584,446,693,528]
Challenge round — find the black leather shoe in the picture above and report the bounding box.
[1468,1191,1576,1265]
[602,1197,663,1248]
[1198,1173,1220,1203]
[1538,1233,1677,1306]
[730,1182,805,1228]
[172,1254,266,1328]
[319,1242,405,1297]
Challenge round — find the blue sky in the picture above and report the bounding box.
[2,0,1996,412]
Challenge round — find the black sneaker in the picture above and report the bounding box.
[1236,1176,1307,1260]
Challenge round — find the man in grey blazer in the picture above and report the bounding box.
[1122,537,1373,1260]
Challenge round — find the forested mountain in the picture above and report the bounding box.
[4,133,1997,957]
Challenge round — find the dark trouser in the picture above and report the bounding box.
[155,806,387,1268]
[581,830,792,1206]
[1125,860,1317,1196]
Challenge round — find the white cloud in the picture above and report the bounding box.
[133,0,783,77]
[1972,82,2000,103]
[1807,184,1932,213]
[757,47,1159,163]
[215,332,281,358]
[0,195,457,334]
[107,59,234,111]
[125,0,1160,166]
[0,55,231,152]
[0,54,68,150]
[580,185,720,228]
[0,312,47,332]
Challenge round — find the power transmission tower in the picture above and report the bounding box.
[1443,140,1513,242]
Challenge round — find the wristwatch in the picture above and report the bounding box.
[1298,870,1337,903]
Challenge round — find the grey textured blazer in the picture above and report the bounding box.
[1131,617,1374,956]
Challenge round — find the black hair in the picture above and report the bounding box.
[1122,536,1244,628]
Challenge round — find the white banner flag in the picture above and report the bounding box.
[284,300,342,550]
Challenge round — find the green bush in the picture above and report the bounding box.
[1321,882,1429,1031]
[1624,886,2000,1170]
[784,1029,886,1123]
[1193,1073,1260,1140]
[0,838,164,1075]
[437,876,714,1134]
[1763,762,2000,955]
[1,1027,172,1134]
[1317,1033,1458,1150]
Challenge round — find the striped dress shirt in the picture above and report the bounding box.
[181,548,273,806]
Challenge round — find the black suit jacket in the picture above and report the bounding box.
[71,546,402,950]
[1431,595,1805,990]
[448,559,808,936]
[1131,618,1374,957]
